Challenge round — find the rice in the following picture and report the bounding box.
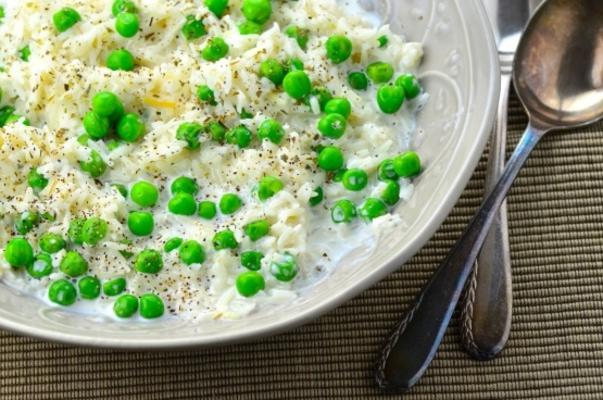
[0,0,424,320]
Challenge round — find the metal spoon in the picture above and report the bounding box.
[376,0,603,392]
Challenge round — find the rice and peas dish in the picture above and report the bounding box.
[0,0,425,321]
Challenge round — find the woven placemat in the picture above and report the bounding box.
[2,93,603,399]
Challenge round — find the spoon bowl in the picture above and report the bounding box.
[377,0,603,392]
[514,0,603,129]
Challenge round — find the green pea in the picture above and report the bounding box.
[197,85,217,105]
[112,183,128,198]
[317,146,344,171]
[205,0,229,18]
[318,113,346,139]
[15,211,40,235]
[68,218,86,245]
[19,45,31,62]
[393,151,421,178]
[127,211,154,236]
[53,7,81,33]
[236,271,265,297]
[171,176,199,196]
[381,180,401,206]
[257,176,284,201]
[0,5,4,22]
[59,251,88,277]
[201,37,229,62]
[378,35,389,48]
[92,91,124,119]
[48,279,77,306]
[27,168,48,193]
[176,122,203,150]
[198,201,217,220]
[348,71,369,91]
[257,118,284,144]
[304,86,332,112]
[81,217,108,245]
[168,193,197,216]
[377,85,405,114]
[241,0,272,24]
[243,219,269,241]
[206,121,227,141]
[117,113,145,142]
[41,212,56,222]
[103,277,126,296]
[325,35,352,64]
[179,240,205,265]
[238,20,263,35]
[5,113,23,126]
[76,134,90,147]
[241,251,264,271]
[225,125,253,149]
[83,111,110,140]
[0,106,16,127]
[4,113,30,126]
[283,70,312,100]
[324,98,352,119]
[139,293,164,319]
[26,253,53,279]
[112,0,137,16]
[395,74,422,99]
[163,237,183,253]
[130,181,159,208]
[213,230,238,250]
[342,169,368,191]
[113,294,138,318]
[106,49,135,71]
[77,133,92,146]
[78,276,101,299]
[4,238,34,268]
[331,199,357,223]
[134,249,163,273]
[309,187,324,207]
[119,250,133,260]
[284,25,309,50]
[286,58,304,71]
[115,12,139,38]
[270,253,298,282]
[260,58,286,86]
[39,232,65,254]
[359,198,388,221]
[367,62,394,84]
[219,193,242,214]
[239,108,254,120]
[181,15,206,40]
[80,150,107,178]
[378,159,399,181]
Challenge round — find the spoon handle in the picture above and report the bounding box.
[375,123,545,392]
[461,74,513,360]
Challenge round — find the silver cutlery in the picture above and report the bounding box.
[460,0,544,361]
[376,0,603,391]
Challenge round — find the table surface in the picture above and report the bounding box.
[2,94,603,399]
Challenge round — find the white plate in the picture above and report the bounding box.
[0,0,499,348]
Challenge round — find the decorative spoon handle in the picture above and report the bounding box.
[460,73,513,360]
[375,124,544,392]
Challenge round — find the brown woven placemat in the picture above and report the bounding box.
[2,92,603,399]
